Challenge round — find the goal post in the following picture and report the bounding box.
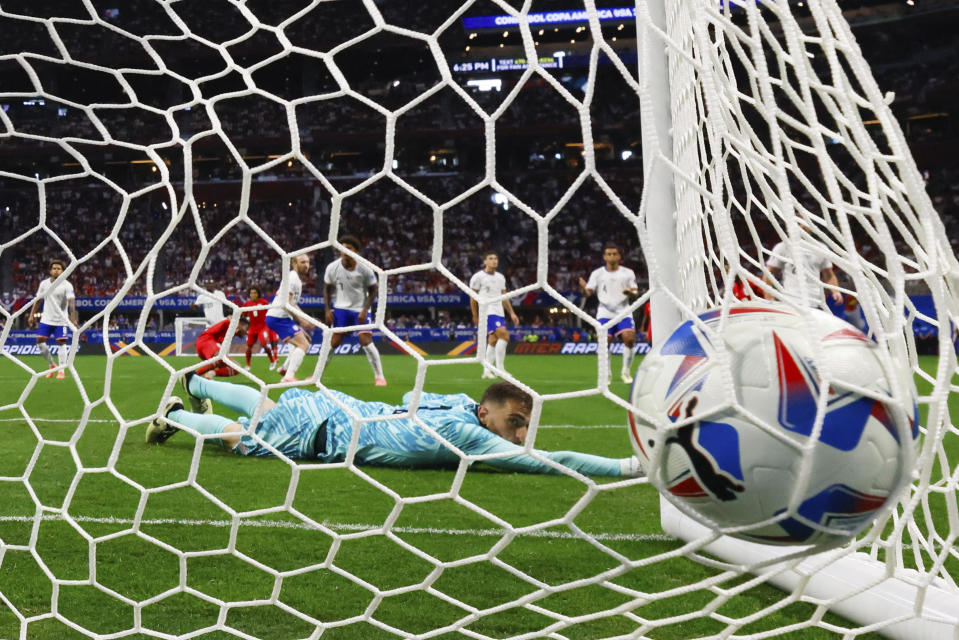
[639,0,959,637]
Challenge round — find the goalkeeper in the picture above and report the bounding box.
[147,376,640,477]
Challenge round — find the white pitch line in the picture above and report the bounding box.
[0,514,674,543]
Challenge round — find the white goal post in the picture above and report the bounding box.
[638,0,959,638]
[173,317,210,357]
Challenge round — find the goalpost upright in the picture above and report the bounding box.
[636,0,959,637]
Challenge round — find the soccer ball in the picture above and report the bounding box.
[628,303,918,546]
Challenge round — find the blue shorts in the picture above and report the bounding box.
[265,316,301,341]
[485,315,505,335]
[598,316,635,337]
[37,322,70,341]
[333,308,372,334]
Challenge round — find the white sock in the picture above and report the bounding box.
[622,345,634,374]
[362,343,384,378]
[495,340,507,370]
[286,346,305,378]
[485,342,495,368]
[280,346,293,372]
[39,342,54,367]
[57,342,69,368]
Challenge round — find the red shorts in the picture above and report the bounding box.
[246,327,276,347]
[196,336,221,360]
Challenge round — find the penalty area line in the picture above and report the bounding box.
[0,514,674,543]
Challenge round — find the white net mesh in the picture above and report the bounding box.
[0,0,957,638]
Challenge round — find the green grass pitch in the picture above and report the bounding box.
[0,353,953,639]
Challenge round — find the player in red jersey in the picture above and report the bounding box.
[196,317,250,378]
[242,286,279,370]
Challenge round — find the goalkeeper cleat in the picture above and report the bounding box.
[180,372,212,415]
[374,376,387,387]
[45,366,55,379]
[56,370,66,380]
[146,396,184,444]
[620,371,634,384]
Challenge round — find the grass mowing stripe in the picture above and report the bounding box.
[0,514,676,542]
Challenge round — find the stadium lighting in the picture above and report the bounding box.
[465,46,470,51]
[554,152,562,160]
[466,78,502,92]
[161,202,167,210]
[621,150,633,161]
[490,192,509,210]
[392,80,400,87]
[391,159,398,170]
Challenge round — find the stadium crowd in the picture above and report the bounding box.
[1,2,957,321]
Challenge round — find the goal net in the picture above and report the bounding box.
[0,0,956,638]
[174,317,248,357]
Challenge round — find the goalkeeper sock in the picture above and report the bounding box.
[167,409,232,447]
[494,340,507,370]
[362,343,383,377]
[286,346,305,378]
[622,345,634,374]
[57,341,69,368]
[39,342,54,367]
[188,375,261,416]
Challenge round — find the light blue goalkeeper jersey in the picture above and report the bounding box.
[237,388,630,477]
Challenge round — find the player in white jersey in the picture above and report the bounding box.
[319,235,386,386]
[469,252,519,379]
[763,233,843,308]
[265,255,312,383]
[191,280,226,325]
[26,259,79,379]
[579,243,640,384]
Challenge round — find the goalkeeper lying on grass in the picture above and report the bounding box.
[147,375,641,477]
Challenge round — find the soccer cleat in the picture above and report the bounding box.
[276,366,287,377]
[268,360,278,371]
[374,376,387,387]
[621,372,634,384]
[45,366,55,379]
[146,396,184,444]
[281,375,298,383]
[244,364,251,371]
[179,372,212,415]
[481,370,495,379]
[56,370,66,379]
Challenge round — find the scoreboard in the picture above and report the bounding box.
[452,53,568,74]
